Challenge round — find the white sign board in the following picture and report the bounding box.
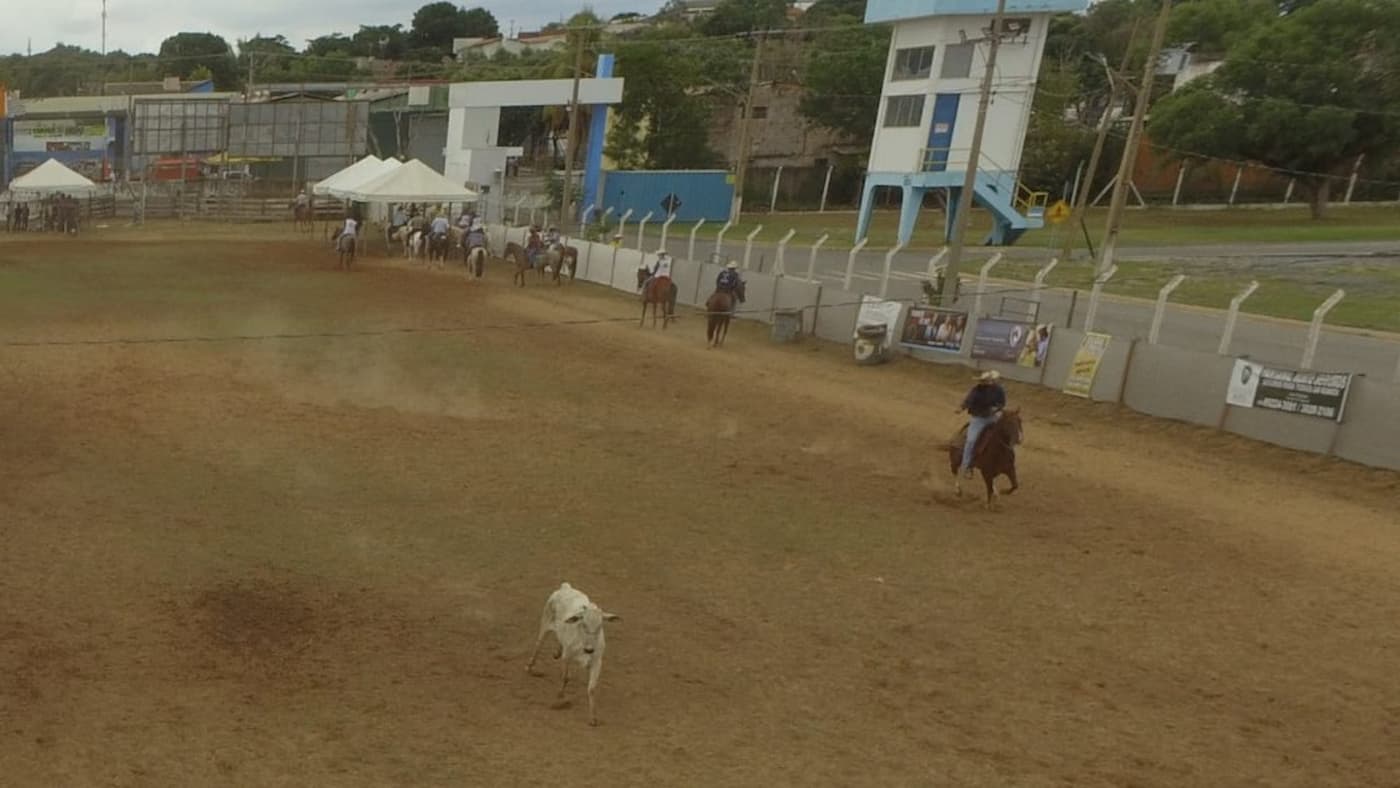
[855,295,904,349]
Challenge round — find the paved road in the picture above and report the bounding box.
[630,228,1400,380]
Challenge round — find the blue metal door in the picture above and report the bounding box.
[925,94,960,172]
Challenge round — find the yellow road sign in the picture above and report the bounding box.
[1046,199,1071,224]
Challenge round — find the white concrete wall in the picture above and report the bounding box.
[868,13,1049,174]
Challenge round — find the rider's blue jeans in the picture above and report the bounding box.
[962,415,997,474]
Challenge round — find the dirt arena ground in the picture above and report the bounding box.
[1,226,1397,786]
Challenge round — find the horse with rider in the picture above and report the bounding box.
[705,261,746,348]
[637,248,678,328]
[948,370,1023,508]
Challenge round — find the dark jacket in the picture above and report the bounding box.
[962,383,1006,418]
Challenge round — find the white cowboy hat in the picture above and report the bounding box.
[726,261,739,269]
[655,248,669,256]
[978,370,1002,381]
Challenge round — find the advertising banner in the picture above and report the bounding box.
[1226,360,1351,422]
[1064,332,1112,398]
[14,119,108,153]
[899,306,968,353]
[972,318,1053,368]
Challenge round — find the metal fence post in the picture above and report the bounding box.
[1301,289,1346,370]
[774,228,796,277]
[973,253,1004,317]
[1032,257,1058,307]
[1228,166,1243,206]
[842,237,869,290]
[769,166,783,213]
[806,233,829,282]
[687,218,706,263]
[878,243,904,299]
[742,225,763,270]
[818,164,834,213]
[636,211,653,250]
[926,247,948,281]
[713,219,733,263]
[579,203,596,236]
[660,213,677,253]
[1148,274,1186,345]
[1083,265,1118,334]
[616,208,633,247]
[1218,281,1259,356]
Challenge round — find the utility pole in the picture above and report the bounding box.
[1059,21,1139,262]
[101,0,107,56]
[561,27,587,228]
[1097,0,1172,275]
[247,52,255,96]
[729,32,765,223]
[940,0,1007,307]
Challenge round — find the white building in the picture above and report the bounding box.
[857,0,1088,246]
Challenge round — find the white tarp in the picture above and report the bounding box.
[327,157,401,200]
[345,159,478,203]
[312,155,382,196]
[9,158,99,196]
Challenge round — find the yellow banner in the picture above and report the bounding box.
[1063,332,1112,398]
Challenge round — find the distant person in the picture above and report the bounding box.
[715,261,744,314]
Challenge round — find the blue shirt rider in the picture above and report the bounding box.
[716,261,744,312]
[466,221,486,251]
[957,370,1007,478]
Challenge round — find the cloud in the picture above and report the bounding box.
[1,1,653,56]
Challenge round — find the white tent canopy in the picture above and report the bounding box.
[9,159,99,196]
[312,155,382,197]
[326,157,401,200]
[346,159,478,203]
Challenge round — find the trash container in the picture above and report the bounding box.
[771,309,803,343]
[853,323,889,365]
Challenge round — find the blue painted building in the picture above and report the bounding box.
[601,170,734,223]
[858,0,1088,246]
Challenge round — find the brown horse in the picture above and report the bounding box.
[704,282,746,348]
[947,409,1023,508]
[637,269,677,329]
[504,241,532,286]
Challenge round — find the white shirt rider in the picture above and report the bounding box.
[652,253,673,279]
[342,217,358,238]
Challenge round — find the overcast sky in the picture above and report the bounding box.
[1,1,654,56]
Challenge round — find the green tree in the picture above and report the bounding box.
[1166,0,1278,57]
[351,25,408,59]
[606,26,747,168]
[1149,0,1400,217]
[702,0,790,36]
[462,7,501,38]
[158,32,238,88]
[305,33,354,57]
[411,3,498,53]
[798,0,888,147]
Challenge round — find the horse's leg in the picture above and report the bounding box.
[1002,464,1019,496]
[982,469,997,510]
[640,300,648,328]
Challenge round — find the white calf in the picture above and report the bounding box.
[526,582,620,726]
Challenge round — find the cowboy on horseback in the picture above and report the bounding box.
[543,224,562,248]
[525,225,544,269]
[465,219,487,252]
[956,370,1007,479]
[639,249,673,292]
[716,261,745,314]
